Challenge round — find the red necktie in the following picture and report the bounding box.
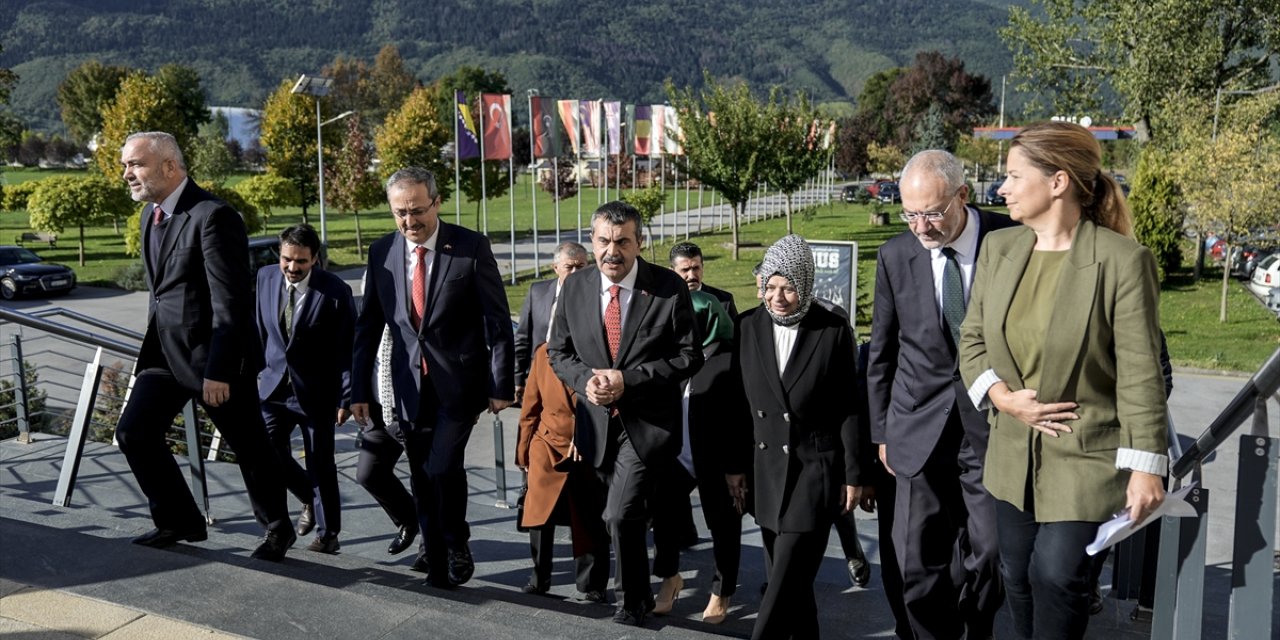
[412,246,428,375]
[605,284,622,361]
[152,205,164,226]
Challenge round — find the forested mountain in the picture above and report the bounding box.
[2,0,1024,133]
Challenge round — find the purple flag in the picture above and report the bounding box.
[455,91,480,160]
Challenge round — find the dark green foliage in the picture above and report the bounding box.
[2,1,1019,134]
[1129,147,1184,282]
[113,261,148,291]
[0,360,49,440]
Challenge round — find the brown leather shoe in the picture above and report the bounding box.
[307,534,340,554]
[296,504,315,537]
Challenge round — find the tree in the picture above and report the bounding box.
[96,72,190,177]
[1165,89,1280,321]
[233,173,299,231]
[56,60,129,145]
[27,175,132,265]
[668,74,775,261]
[834,113,875,178]
[259,78,336,223]
[0,44,20,153]
[539,156,580,201]
[954,134,1002,178]
[374,86,451,200]
[1002,0,1280,141]
[188,112,237,189]
[760,94,829,234]
[325,114,383,260]
[323,44,417,128]
[910,102,948,153]
[154,64,210,145]
[885,52,994,151]
[621,185,666,261]
[1128,147,1183,282]
[866,141,906,177]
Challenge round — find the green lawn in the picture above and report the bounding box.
[3,168,1273,373]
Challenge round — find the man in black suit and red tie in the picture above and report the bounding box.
[351,166,515,588]
[868,149,1017,640]
[114,131,294,561]
[256,223,356,554]
[547,201,703,626]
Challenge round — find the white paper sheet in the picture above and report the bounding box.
[1086,483,1198,556]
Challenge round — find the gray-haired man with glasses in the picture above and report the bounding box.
[867,149,1018,640]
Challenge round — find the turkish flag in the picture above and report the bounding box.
[481,93,512,160]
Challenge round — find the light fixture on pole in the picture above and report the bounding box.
[291,74,334,245]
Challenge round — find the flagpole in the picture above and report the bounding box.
[575,150,582,244]
[454,93,462,225]
[553,156,561,245]
[478,95,488,235]
[527,90,540,278]
[697,183,703,233]
[507,97,516,285]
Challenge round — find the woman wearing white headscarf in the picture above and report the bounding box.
[728,235,867,640]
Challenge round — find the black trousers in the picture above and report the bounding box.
[262,385,341,536]
[651,464,743,597]
[996,499,1097,640]
[874,466,913,640]
[405,378,477,573]
[354,404,417,532]
[893,414,1002,640]
[831,507,866,563]
[599,420,660,610]
[753,526,831,640]
[115,368,289,535]
[527,460,610,593]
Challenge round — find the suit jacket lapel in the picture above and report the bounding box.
[426,223,455,326]
[986,226,1036,391]
[614,260,653,366]
[749,310,790,411]
[1038,219,1098,401]
[781,320,818,394]
[153,185,195,286]
[264,269,285,345]
[385,236,410,332]
[906,244,951,354]
[291,278,323,347]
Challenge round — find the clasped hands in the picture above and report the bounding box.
[585,368,624,406]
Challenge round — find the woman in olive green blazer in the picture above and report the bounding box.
[958,122,1168,640]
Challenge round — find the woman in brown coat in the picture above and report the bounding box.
[516,343,611,600]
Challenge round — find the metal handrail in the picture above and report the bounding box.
[1171,346,1280,479]
[0,307,140,358]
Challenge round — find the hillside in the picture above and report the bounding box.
[2,0,1022,134]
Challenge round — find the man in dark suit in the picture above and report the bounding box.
[547,201,703,626]
[868,149,1017,640]
[513,241,588,400]
[669,241,738,317]
[256,223,356,554]
[114,131,294,561]
[351,167,515,588]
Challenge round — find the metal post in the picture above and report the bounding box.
[492,414,510,508]
[53,348,106,507]
[1152,486,1209,640]
[315,97,327,246]
[10,334,30,443]
[1227,427,1276,639]
[183,399,211,521]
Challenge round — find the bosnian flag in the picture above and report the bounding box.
[455,91,480,160]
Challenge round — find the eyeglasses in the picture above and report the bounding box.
[899,191,960,224]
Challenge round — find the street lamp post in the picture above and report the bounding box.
[290,74,340,245]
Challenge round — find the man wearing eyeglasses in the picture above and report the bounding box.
[867,150,1018,640]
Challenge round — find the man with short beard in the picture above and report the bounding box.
[115,131,294,561]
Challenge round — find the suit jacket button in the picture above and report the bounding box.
[757,410,766,418]
[783,412,790,423]
[757,442,767,450]
[782,444,790,455]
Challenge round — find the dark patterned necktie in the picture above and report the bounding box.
[605,284,622,361]
[281,284,296,340]
[941,247,965,348]
[148,205,164,263]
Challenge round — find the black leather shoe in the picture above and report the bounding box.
[1089,584,1104,615]
[847,557,871,588]
[521,581,549,595]
[296,504,316,537]
[447,544,475,585]
[582,590,608,604]
[612,598,655,626]
[387,525,418,555]
[250,529,297,562]
[307,534,340,554]
[410,554,431,573]
[132,526,207,548]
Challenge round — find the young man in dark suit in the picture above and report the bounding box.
[255,223,356,554]
[350,167,515,588]
[868,149,1018,640]
[547,201,703,626]
[114,131,294,561]
[669,241,738,317]
[513,241,588,400]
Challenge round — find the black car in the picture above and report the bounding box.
[247,236,330,280]
[985,180,1006,206]
[877,182,901,204]
[0,245,76,300]
[841,184,871,204]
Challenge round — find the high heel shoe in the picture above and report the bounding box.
[702,593,730,624]
[653,574,683,614]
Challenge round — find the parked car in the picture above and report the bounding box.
[841,184,871,204]
[247,236,329,283]
[0,245,76,300]
[877,182,901,204]
[1230,245,1273,279]
[985,180,1006,206]
[1247,253,1280,301]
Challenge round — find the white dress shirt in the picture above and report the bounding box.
[929,206,981,313]
[404,227,440,314]
[772,323,799,376]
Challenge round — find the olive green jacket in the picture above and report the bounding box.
[959,219,1168,522]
